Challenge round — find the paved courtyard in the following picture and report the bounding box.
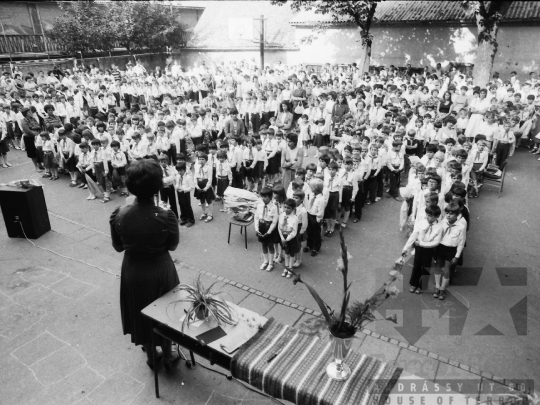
[0,147,539,404]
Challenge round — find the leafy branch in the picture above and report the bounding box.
[289,228,400,339]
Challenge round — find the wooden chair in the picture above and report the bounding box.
[483,159,507,197]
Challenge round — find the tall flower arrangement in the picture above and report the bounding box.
[290,229,401,338]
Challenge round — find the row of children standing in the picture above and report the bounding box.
[1,60,531,282]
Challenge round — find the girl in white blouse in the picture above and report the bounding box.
[194,153,215,223]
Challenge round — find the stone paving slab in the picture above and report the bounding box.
[43,365,105,405]
[48,276,98,300]
[31,345,87,386]
[238,293,276,317]
[0,304,45,340]
[12,284,65,310]
[356,335,401,365]
[394,347,440,382]
[264,303,303,326]
[11,331,67,367]
[87,372,144,405]
[0,290,14,310]
[16,266,68,287]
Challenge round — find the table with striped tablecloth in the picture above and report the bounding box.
[230,319,402,405]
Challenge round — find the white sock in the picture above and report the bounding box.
[434,274,442,289]
[441,277,450,290]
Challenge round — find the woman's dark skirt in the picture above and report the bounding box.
[194,179,215,204]
[313,133,326,148]
[120,251,179,345]
[62,153,77,172]
[0,139,10,154]
[23,136,37,159]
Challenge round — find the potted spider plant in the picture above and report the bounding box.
[288,228,401,381]
[176,276,237,333]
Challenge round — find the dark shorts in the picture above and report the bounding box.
[434,244,458,262]
[323,191,339,219]
[258,220,280,244]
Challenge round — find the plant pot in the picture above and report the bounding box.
[195,305,209,320]
[326,332,354,381]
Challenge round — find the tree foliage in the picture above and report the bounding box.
[272,0,380,46]
[48,1,192,55]
[461,1,513,85]
[462,1,513,46]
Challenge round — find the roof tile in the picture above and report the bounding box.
[290,1,540,25]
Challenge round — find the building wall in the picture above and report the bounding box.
[178,49,297,68]
[188,1,296,48]
[292,24,540,76]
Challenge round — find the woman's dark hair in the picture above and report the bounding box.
[287,133,298,145]
[64,122,73,132]
[272,185,287,203]
[126,159,163,199]
[279,100,291,113]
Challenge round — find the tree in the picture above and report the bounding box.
[48,1,191,58]
[102,1,191,57]
[47,1,105,55]
[462,1,513,87]
[272,0,380,75]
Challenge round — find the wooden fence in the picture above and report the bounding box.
[0,35,66,55]
[0,32,193,57]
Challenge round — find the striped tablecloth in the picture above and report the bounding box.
[230,319,402,405]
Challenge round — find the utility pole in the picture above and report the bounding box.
[35,4,50,60]
[259,14,264,71]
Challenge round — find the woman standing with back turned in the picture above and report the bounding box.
[110,159,181,371]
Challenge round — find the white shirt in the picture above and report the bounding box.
[403,219,443,251]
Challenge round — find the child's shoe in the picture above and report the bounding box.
[292,260,301,268]
[260,261,269,270]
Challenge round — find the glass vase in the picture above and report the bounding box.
[326,333,353,381]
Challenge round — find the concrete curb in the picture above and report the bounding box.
[46,210,524,395]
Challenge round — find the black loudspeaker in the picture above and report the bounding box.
[0,185,51,239]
